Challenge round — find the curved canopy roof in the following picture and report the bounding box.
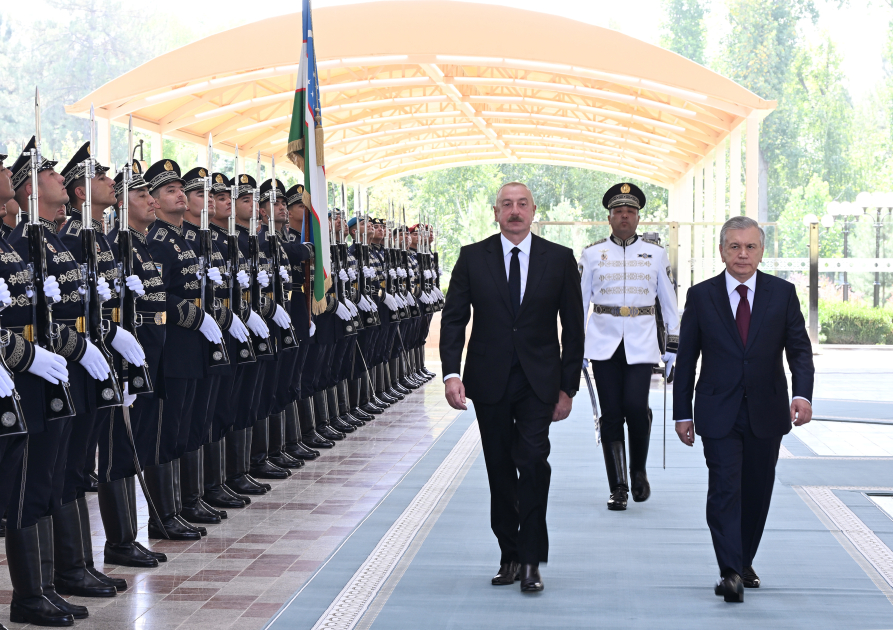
[67,1,775,187]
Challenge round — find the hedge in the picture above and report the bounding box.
[818,299,893,345]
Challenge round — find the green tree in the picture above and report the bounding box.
[660,0,708,65]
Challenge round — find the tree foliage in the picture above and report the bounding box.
[660,0,708,65]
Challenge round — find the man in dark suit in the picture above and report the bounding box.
[673,216,814,603]
[440,182,584,593]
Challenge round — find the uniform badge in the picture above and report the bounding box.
[155,263,163,276]
[96,243,102,254]
[211,231,218,240]
[164,161,173,171]
[173,244,181,253]
[600,249,608,261]
[184,230,195,241]
[577,263,584,277]
[638,252,652,259]
[621,183,630,194]
[47,243,56,254]
[215,174,224,184]
[153,228,168,241]
[136,253,143,263]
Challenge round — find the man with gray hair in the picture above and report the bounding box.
[673,215,814,603]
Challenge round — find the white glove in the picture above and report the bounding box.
[94,277,112,302]
[383,293,399,312]
[125,274,145,296]
[363,266,375,278]
[359,295,374,312]
[0,279,11,308]
[433,287,444,300]
[0,367,14,397]
[198,314,223,344]
[582,358,589,370]
[110,328,146,366]
[335,301,352,321]
[199,267,223,286]
[79,341,111,381]
[279,265,289,282]
[348,268,357,280]
[123,382,137,407]
[424,270,433,279]
[237,270,250,290]
[662,352,676,379]
[27,346,68,384]
[406,292,416,307]
[42,275,61,302]
[246,309,269,338]
[397,268,407,278]
[272,304,292,328]
[345,299,358,316]
[257,270,270,288]
[409,269,415,278]
[419,292,430,305]
[309,321,316,337]
[438,267,444,276]
[338,269,349,282]
[388,269,397,279]
[228,315,250,343]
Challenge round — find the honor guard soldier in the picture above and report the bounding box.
[7,138,118,624]
[253,176,300,477]
[144,158,225,541]
[280,184,322,458]
[406,225,434,385]
[180,166,247,525]
[579,183,679,511]
[368,218,400,406]
[101,161,169,568]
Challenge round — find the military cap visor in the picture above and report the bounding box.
[603,182,646,211]
[210,173,231,194]
[181,167,213,193]
[285,184,305,207]
[60,142,110,188]
[232,173,256,198]
[144,159,185,193]
[259,178,286,204]
[10,136,58,191]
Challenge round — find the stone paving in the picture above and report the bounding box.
[0,373,459,630]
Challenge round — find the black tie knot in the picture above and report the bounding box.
[511,247,520,256]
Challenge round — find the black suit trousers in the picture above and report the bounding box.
[475,364,553,565]
[702,401,781,577]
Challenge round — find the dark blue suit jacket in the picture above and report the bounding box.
[673,270,814,440]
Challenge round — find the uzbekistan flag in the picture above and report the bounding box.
[287,0,330,315]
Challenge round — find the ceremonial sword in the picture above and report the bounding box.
[582,366,601,444]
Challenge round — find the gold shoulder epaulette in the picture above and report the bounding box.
[642,237,663,247]
[584,238,607,249]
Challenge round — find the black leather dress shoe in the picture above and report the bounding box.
[284,441,320,459]
[491,561,520,585]
[714,574,744,602]
[607,488,628,511]
[250,460,291,480]
[317,425,345,441]
[351,406,375,421]
[742,566,760,588]
[361,402,383,415]
[631,471,650,502]
[331,417,356,433]
[520,563,543,592]
[134,541,167,562]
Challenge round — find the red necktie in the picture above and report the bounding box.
[735,285,750,346]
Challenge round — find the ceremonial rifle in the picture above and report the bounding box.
[115,116,152,395]
[356,190,379,327]
[267,157,297,349]
[329,203,356,335]
[27,88,75,419]
[249,154,273,357]
[229,147,255,364]
[432,217,444,310]
[340,185,362,332]
[200,136,229,368]
[401,207,420,318]
[382,201,400,323]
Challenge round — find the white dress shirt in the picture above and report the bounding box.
[444,231,533,383]
[676,270,808,422]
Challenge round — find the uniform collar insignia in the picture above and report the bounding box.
[39,217,58,234]
[610,233,638,247]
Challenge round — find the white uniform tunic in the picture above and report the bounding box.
[579,233,680,365]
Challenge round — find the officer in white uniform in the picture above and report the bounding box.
[579,183,679,511]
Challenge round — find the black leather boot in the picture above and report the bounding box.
[399,352,422,389]
[374,364,397,405]
[144,463,201,541]
[384,361,407,399]
[243,428,273,491]
[419,346,436,379]
[225,429,267,495]
[325,388,356,433]
[51,501,117,598]
[180,448,222,524]
[37,517,89,620]
[98,478,158,568]
[172,459,206,536]
[75,495,127,591]
[269,412,304,469]
[337,382,367,426]
[348,378,375,420]
[250,417,291,479]
[390,358,412,395]
[360,371,384,414]
[301,396,339,446]
[629,410,652,503]
[125,476,167,562]
[6,523,75,626]
[284,402,320,459]
[204,439,247,509]
[604,441,629,511]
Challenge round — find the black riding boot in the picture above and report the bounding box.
[375,363,398,404]
[172,459,206,535]
[204,439,247,509]
[420,346,436,379]
[6,523,75,626]
[360,371,385,413]
[225,429,267,495]
[338,381,367,426]
[125,476,167,561]
[629,409,652,503]
[326,387,356,433]
[38,517,89,620]
[268,412,304,469]
[302,395,340,445]
[386,360,409,397]
[51,501,117,598]
[348,377,374,420]
[76,495,127,591]
[604,441,629,511]
[180,448,222,524]
[98,478,158,568]
[249,417,291,479]
[144,462,202,541]
[284,401,320,459]
[244,427,273,491]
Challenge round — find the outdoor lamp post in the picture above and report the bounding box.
[856,192,893,308]
[802,213,820,344]
[824,200,865,302]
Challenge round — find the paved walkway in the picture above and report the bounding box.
[0,346,890,629]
